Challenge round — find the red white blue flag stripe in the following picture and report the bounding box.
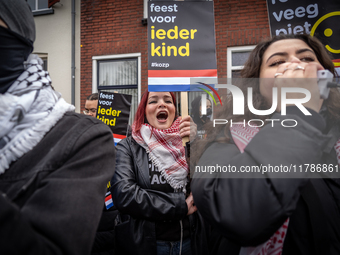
[105,191,114,210]
[148,69,217,92]
[113,133,126,146]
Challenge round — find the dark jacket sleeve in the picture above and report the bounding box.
[191,112,331,246]
[0,118,116,255]
[112,138,188,221]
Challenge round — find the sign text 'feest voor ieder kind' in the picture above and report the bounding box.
[266,0,340,67]
[148,1,217,92]
[96,92,132,146]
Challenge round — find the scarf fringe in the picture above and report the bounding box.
[145,147,187,193]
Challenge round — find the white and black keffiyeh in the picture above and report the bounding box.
[0,54,75,174]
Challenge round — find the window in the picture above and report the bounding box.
[41,58,48,71]
[227,45,256,79]
[35,53,48,71]
[92,53,141,125]
[27,0,54,16]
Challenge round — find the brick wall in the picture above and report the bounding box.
[214,0,270,78]
[80,0,270,109]
[81,0,148,108]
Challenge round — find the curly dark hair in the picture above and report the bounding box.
[240,34,340,125]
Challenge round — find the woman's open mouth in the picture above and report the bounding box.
[156,111,168,123]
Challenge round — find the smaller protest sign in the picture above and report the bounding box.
[97,91,132,145]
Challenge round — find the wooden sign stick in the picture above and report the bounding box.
[180,91,190,146]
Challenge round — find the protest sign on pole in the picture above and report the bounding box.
[266,0,340,69]
[148,1,217,145]
[148,1,217,92]
[96,91,132,146]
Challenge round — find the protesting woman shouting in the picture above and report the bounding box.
[112,91,208,255]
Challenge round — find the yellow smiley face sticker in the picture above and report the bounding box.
[310,12,340,54]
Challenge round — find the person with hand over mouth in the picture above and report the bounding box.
[191,34,340,255]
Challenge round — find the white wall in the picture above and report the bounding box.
[33,0,81,112]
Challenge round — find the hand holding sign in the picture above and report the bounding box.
[178,115,197,142]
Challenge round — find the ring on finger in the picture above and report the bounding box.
[274,73,283,78]
[283,68,294,73]
[294,65,305,71]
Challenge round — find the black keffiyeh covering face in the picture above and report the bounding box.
[0,0,75,173]
[0,0,35,42]
[0,0,35,93]
[0,26,33,93]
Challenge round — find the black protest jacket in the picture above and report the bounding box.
[111,136,209,255]
[0,112,116,255]
[191,108,340,255]
[91,204,118,255]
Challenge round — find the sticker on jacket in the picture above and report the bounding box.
[105,191,114,210]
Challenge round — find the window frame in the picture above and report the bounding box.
[35,53,48,71]
[97,58,138,90]
[92,53,141,103]
[227,45,256,78]
[28,0,54,16]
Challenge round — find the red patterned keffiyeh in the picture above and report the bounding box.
[230,125,260,153]
[232,123,340,255]
[334,140,340,164]
[132,118,189,193]
[238,219,290,255]
[231,124,289,255]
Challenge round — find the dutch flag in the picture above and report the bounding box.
[105,191,114,210]
[113,133,126,146]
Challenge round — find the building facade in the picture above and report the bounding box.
[80,0,270,119]
[31,0,81,111]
